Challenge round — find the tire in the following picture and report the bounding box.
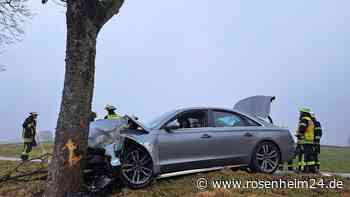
[250,141,280,174]
[119,145,154,189]
[230,167,239,171]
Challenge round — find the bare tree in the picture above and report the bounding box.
[0,0,31,46]
[44,0,124,196]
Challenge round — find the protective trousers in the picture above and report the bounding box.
[21,142,33,160]
[303,144,315,173]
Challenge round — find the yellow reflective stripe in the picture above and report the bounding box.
[303,140,314,144]
[302,117,311,121]
[107,114,121,120]
[299,123,307,126]
[315,136,321,139]
[23,138,33,142]
[305,161,315,165]
[316,161,321,165]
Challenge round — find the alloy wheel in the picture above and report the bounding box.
[255,143,279,173]
[121,148,153,186]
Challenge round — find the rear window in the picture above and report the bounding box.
[212,111,247,127]
[241,116,261,126]
[212,110,261,127]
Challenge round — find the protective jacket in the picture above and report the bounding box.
[298,116,315,144]
[22,117,36,143]
[104,112,122,120]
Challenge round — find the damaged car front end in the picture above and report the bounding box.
[85,115,158,191]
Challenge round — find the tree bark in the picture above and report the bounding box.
[44,1,98,196]
[44,0,124,195]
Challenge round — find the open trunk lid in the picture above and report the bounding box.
[234,96,275,122]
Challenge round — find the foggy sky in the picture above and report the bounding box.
[0,1,349,146]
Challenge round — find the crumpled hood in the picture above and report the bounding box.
[88,117,129,148]
[88,115,150,148]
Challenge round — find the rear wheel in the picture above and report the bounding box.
[120,146,154,189]
[250,141,280,174]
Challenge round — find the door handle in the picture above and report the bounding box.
[244,132,253,137]
[201,134,212,139]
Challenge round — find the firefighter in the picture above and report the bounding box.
[311,113,322,173]
[21,112,38,161]
[298,107,316,173]
[294,126,305,172]
[104,105,122,120]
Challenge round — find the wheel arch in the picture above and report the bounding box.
[122,136,159,173]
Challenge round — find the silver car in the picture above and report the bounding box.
[86,96,295,189]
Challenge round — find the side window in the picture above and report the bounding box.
[241,116,261,126]
[212,110,247,127]
[165,110,208,129]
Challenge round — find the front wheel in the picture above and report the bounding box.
[250,141,280,174]
[120,146,154,189]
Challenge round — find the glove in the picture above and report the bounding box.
[316,145,320,153]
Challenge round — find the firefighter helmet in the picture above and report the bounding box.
[300,107,311,113]
[29,112,38,116]
[105,104,116,111]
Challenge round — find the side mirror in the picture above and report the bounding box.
[164,121,180,131]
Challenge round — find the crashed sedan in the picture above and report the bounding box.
[85,96,295,189]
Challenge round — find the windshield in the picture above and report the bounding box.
[146,110,177,129]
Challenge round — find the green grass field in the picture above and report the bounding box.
[0,144,349,172]
[0,143,53,158]
[319,146,350,173]
[0,144,349,196]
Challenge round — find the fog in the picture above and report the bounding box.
[0,0,349,146]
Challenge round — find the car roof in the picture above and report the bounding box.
[176,106,239,113]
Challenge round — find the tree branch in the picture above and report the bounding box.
[95,0,124,30]
[0,0,31,46]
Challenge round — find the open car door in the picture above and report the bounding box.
[233,96,276,123]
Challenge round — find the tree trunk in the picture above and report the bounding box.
[44,1,98,196]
